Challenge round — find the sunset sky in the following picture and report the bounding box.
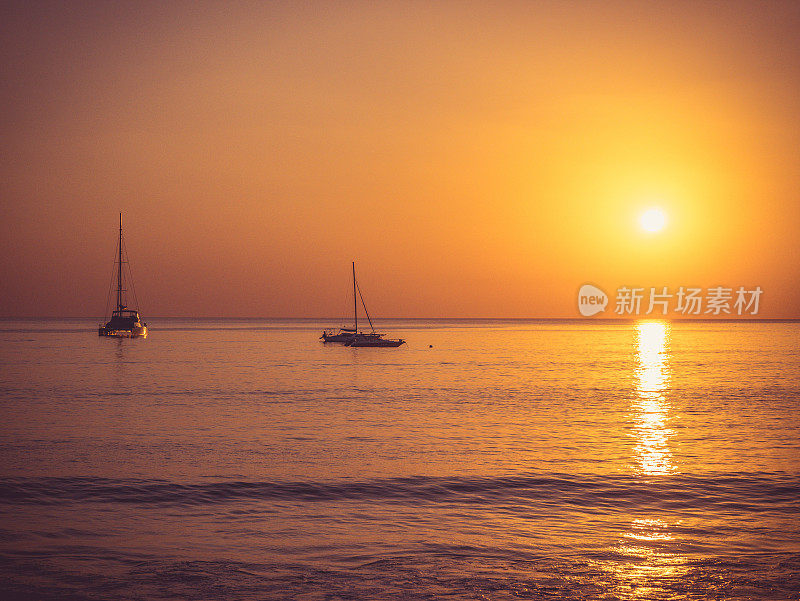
[1,1,799,318]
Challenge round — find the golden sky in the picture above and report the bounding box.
[1,1,799,318]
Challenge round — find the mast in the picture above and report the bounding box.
[117,213,123,311]
[352,261,357,332]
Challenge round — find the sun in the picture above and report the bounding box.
[639,207,667,233]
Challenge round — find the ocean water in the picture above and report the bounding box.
[0,318,798,600]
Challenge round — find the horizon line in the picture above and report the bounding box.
[1,316,799,323]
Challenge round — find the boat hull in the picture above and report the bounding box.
[346,337,405,347]
[321,329,385,344]
[99,325,147,338]
[320,332,356,343]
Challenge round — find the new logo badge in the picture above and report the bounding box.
[578,284,608,317]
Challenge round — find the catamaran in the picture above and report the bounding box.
[98,213,147,338]
[320,262,405,347]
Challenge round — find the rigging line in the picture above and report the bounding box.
[102,248,117,320]
[122,236,142,312]
[342,288,350,328]
[355,282,375,332]
[117,214,124,310]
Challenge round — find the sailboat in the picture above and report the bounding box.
[320,262,405,347]
[98,213,147,338]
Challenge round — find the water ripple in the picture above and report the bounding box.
[0,473,797,513]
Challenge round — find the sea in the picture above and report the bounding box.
[0,318,798,600]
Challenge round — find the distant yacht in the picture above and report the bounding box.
[98,213,147,338]
[321,262,405,347]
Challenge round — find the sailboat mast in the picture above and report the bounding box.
[352,261,357,333]
[117,213,123,311]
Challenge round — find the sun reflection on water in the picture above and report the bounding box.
[612,517,688,599]
[599,321,686,598]
[632,320,674,476]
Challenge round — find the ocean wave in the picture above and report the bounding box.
[1,473,797,512]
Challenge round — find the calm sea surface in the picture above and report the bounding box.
[0,319,798,600]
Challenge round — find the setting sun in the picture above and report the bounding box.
[639,208,668,233]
